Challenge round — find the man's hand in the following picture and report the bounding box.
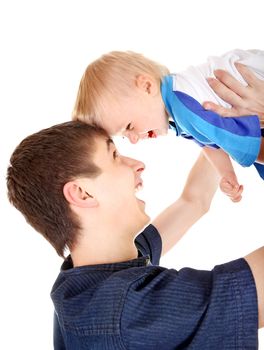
[219,171,243,203]
[203,63,264,126]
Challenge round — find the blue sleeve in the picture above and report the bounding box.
[121,258,258,349]
[135,224,162,265]
[172,91,261,167]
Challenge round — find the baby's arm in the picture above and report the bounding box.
[174,90,260,168]
[202,147,243,202]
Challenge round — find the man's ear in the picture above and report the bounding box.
[63,181,98,208]
[135,74,158,95]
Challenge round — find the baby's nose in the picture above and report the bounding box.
[128,133,139,144]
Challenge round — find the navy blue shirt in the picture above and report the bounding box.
[51,225,258,349]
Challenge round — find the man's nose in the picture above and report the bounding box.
[122,156,145,173]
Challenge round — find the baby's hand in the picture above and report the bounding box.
[219,172,243,202]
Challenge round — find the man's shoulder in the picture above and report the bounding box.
[51,262,165,336]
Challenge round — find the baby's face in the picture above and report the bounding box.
[100,90,169,144]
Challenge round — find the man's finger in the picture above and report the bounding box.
[235,63,260,88]
[207,76,244,107]
[203,101,237,117]
[213,69,248,97]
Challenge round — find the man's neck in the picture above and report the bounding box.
[71,229,138,267]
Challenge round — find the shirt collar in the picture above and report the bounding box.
[60,254,151,273]
[161,75,179,136]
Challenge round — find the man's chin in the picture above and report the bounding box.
[141,213,151,228]
[135,216,151,236]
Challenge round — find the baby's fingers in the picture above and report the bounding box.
[220,178,243,202]
[230,185,244,203]
[220,178,238,194]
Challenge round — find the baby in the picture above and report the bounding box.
[72,49,264,200]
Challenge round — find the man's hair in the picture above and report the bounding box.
[7,121,108,257]
[72,51,169,124]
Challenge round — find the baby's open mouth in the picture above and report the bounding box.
[148,130,157,138]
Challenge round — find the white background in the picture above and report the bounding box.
[1,0,263,348]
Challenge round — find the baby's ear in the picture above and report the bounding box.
[135,74,158,95]
[63,181,98,208]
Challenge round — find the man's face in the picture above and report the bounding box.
[90,136,150,233]
[100,89,169,144]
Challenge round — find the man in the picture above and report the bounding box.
[7,116,263,348]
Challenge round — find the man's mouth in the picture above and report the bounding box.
[135,182,145,203]
[135,182,143,192]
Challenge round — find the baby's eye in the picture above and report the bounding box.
[126,123,133,131]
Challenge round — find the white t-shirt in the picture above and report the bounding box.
[174,49,264,108]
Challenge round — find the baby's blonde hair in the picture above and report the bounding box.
[72,51,169,124]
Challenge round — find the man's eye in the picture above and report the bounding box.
[113,150,119,159]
